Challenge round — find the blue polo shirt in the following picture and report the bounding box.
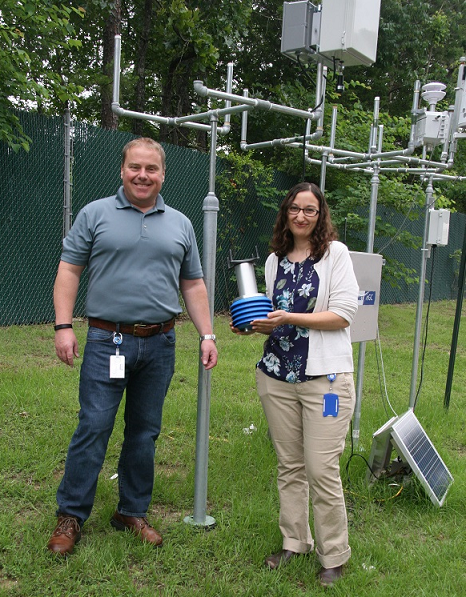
[61,186,203,323]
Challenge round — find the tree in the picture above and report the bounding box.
[3,0,466,211]
[349,0,466,116]
[0,0,84,151]
[101,0,122,130]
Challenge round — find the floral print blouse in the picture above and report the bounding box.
[257,256,320,383]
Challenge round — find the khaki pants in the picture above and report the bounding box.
[256,368,355,569]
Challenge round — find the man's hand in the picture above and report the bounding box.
[53,261,84,367]
[200,339,217,370]
[55,328,79,367]
[180,277,218,371]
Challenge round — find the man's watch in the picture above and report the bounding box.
[200,334,216,343]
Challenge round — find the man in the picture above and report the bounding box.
[48,137,217,556]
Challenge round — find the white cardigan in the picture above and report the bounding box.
[264,241,359,376]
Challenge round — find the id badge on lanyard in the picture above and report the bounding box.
[323,373,338,417]
[109,331,125,378]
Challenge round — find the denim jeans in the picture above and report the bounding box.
[56,326,176,523]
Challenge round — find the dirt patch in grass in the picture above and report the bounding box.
[0,577,19,592]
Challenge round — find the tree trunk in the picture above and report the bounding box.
[131,0,156,136]
[159,47,197,147]
[101,0,121,130]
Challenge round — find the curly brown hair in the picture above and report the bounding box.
[270,182,338,261]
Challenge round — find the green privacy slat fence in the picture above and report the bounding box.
[1,112,465,326]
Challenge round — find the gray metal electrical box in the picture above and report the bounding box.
[349,251,383,343]
[281,0,381,67]
[458,91,466,129]
[281,1,320,62]
[427,209,450,246]
[319,0,381,66]
[414,110,450,147]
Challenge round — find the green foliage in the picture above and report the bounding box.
[216,151,281,250]
[0,0,84,150]
[449,249,463,290]
[164,0,219,70]
[348,0,466,116]
[2,0,465,297]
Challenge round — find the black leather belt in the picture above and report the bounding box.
[88,317,175,337]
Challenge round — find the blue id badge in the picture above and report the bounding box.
[323,393,339,417]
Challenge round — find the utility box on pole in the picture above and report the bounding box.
[281,0,381,67]
[319,0,381,66]
[281,1,320,62]
[349,251,383,343]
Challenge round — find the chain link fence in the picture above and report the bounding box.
[1,111,465,326]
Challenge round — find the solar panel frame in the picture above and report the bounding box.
[390,410,454,507]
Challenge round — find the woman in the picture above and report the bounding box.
[232,182,358,587]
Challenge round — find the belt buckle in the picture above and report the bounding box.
[133,323,148,336]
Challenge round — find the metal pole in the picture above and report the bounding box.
[193,81,322,121]
[320,105,338,191]
[63,106,72,237]
[444,225,466,409]
[184,114,219,528]
[409,178,434,408]
[353,163,380,446]
[112,35,121,106]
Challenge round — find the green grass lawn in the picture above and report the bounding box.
[0,302,465,596]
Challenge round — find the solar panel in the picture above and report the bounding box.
[367,409,454,507]
[390,410,454,506]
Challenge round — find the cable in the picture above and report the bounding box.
[376,139,440,255]
[344,326,399,493]
[413,244,437,409]
[376,190,422,254]
[374,328,398,418]
[297,53,316,89]
[295,54,324,181]
[345,421,376,480]
[344,422,404,503]
[345,484,403,503]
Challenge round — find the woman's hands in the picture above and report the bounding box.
[230,310,289,335]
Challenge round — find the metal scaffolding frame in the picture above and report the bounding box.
[111,29,466,523]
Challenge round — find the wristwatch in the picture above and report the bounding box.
[200,334,216,343]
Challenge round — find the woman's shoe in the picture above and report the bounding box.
[318,565,343,586]
[264,549,299,569]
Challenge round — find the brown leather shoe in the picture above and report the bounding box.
[318,565,343,586]
[264,549,299,569]
[47,514,81,556]
[110,511,163,546]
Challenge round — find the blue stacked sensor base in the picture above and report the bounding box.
[230,295,273,331]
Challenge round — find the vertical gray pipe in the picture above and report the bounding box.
[409,178,434,408]
[63,106,72,237]
[314,63,325,129]
[189,114,219,527]
[369,97,380,152]
[321,105,338,191]
[241,89,249,145]
[113,35,121,105]
[353,95,381,446]
[353,164,380,446]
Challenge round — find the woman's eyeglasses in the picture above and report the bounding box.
[288,205,320,217]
